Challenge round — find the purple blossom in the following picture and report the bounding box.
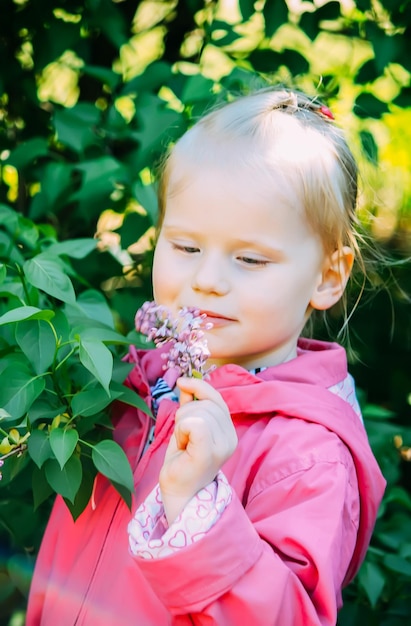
[135,301,214,378]
[0,459,3,481]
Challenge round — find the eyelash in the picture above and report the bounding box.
[172,243,199,254]
[238,256,269,266]
[171,244,269,266]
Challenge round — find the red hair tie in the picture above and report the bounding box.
[319,105,335,120]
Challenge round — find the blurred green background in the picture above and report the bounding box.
[0,0,411,624]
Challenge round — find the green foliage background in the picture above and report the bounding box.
[0,0,411,623]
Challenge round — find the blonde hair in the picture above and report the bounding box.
[157,87,369,334]
[160,88,359,251]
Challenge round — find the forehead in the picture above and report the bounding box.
[165,144,305,216]
[162,160,316,249]
[165,113,331,205]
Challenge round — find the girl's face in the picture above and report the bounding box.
[153,164,330,369]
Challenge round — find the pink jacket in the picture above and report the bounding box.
[26,339,386,626]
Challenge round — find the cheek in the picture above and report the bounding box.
[152,247,167,301]
[241,271,311,318]
[152,244,183,305]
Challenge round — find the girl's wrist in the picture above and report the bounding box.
[160,491,194,525]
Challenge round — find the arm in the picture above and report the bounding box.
[130,378,359,625]
[159,376,238,524]
[134,454,359,626]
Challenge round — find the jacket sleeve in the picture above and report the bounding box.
[133,444,360,626]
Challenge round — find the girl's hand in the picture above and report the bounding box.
[159,377,238,524]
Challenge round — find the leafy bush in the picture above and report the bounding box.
[338,402,411,626]
[0,205,155,512]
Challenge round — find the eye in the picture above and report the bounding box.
[238,256,269,266]
[172,243,200,254]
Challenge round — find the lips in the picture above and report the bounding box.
[199,310,236,327]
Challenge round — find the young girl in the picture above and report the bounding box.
[27,87,386,625]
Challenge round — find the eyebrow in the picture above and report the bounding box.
[232,240,287,260]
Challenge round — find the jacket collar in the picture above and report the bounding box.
[131,338,347,391]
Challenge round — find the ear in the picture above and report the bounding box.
[310,246,354,311]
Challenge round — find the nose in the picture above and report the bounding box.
[191,252,229,295]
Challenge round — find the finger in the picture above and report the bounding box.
[177,377,226,410]
[174,416,211,452]
[178,385,194,407]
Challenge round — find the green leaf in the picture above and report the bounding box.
[383,554,411,577]
[221,67,267,93]
[0,263,7,285]
[81,64,121,90]
[299,2,341,40]
[211,25,242,46]
[0,307,55,326]
[91,439,134,495]
[88,0,128,48]
[32,465,54,510]
[238,0,256,21]
[362,403,395,419]
[111,360,134,385]
[400,543,411,559]
[29,162,73,220]
[355,59,380,85]
[49,429,79,470]
[15,319,56,374]
[0,367,46,420]
[75,410,109,438]
[53,104,101,154]
[278,49,309,75]
[110,380,153,417]
[180,74,215,104]
[70,321,129,345]
[74,157,125,205]
[354,93,389,119]
[27,400,66,427]
[110,479,132,510]
[359,130,378,164]
[0,232,25,266]
[71,387,121,418]
[393,86,411,109]
[132,180,159,225]
[63,468,95,520]
[365,22,404,73]
[383,486,411,511]
[263,0,288,38]
[46,238,97,259]
[117,211,153,249]
[14,215,39,249]
[0,282,25,303]
[78,338,113,394]
[34,18,81,71]
[69,289,115,328]
[357,560,386,607]
[121,61,173,96]
[248,49,281,73]
[0,408,11,421]
[356,0,371,10]
[0,353,30,378]
[44,456,82,503]
[0,498,39,546]
[0,204,19,231]
[23,257,76,304]
[132,93,185,168]
[6,138,49,170]
[27,429,52,469]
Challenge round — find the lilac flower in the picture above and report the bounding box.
[0,458,3,481]
[135,301,213,378]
